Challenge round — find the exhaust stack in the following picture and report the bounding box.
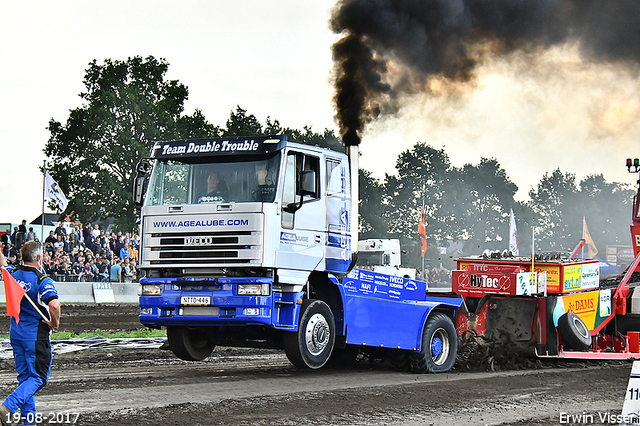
[347,144,359,256]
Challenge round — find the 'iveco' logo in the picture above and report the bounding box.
[185,236,213,245]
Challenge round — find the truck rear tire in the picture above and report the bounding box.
[166,326,215,361]
[558,312,592,351]
[283,299,335,369]
[408,312,457,373]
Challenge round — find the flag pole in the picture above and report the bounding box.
[421,181,426,277]
[581,216,585,259]
[41,160,46,242]
[23,292,50,322]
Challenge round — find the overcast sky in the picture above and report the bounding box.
[1,1,639,226]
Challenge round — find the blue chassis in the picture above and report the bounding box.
[139,268,463,352]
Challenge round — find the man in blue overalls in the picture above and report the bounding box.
[0,241,61,425]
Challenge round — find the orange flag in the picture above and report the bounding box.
[2,268,26,324]
[418,209,427,258]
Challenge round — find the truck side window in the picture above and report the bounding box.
[301,155,320,200]
[326,159,342,196]
[282,154,297,229]
[281,152,321,229]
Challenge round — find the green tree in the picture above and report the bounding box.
[577,174,634,252]
[359,169,388,239]
[457,158,519,253]
[44,56,219,231]
[528,169,580,251]
[384,142,457,267]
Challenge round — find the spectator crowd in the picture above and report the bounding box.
[1,221,140,283]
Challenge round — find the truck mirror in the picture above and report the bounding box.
[283,170,316,213]
[133,174,146,206]
[133,159,150,207]
[300,170,316,195]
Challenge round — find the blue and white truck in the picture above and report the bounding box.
[133,135,462,372]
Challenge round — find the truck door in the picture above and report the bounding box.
[325,157,351,273]
[276,150,325,271]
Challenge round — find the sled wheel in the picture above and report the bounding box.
[389,352,410,372]
[283,299,335,369]
[166,326,215,361]
[408,312,457,373]
[558,312,592,351]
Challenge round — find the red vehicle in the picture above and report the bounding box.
[455,158,640,360]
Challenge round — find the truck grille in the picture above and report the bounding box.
[143,230,262,266]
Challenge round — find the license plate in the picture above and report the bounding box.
[181,296,211,306]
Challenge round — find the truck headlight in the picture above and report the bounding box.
[138,283,163,296]
[237,283,270,296]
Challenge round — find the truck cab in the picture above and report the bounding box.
[134,135,462,372]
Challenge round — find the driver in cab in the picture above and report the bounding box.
[197,171,228,203]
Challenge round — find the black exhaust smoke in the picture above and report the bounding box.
[331,0,640,146]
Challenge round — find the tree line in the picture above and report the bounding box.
[44,56,636,269]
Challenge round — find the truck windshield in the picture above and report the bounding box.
[145,154,280,206]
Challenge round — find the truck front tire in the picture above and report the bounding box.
[283,299,335,369]
[408,312,457,373]
[167,326,215,361]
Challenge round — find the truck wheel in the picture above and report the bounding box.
[166,326,215,361]
[283,299,335,369]
[408,312,457,373]
[558,312,591,351]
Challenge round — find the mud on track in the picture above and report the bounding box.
[0,305,634,425]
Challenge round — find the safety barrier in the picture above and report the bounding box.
[0,280,139,304]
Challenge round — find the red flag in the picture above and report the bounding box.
[2,268,26,324]
[418,209,427,258]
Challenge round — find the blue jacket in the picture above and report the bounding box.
[7,265,58,341]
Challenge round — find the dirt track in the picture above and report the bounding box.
[0,305,634,425]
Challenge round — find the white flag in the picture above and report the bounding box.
[44,171,69,211]
[509,208,519,255]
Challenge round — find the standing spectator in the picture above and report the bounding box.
[91,224,100,240]
[10,227,18,245]
[119,241,130,260]
[128,242,139,261]
[44,231,57,246]
[109,258,122,283]
[15,220,27,250]
[68,227,79,250]
[0,242,60,423]
[122,258,134,283]
[109,233,117,254]
[115,234,125,257]
[54,222,65,238]
[25,227,37,243]
[129,259,139,282]
[83,223,94,251]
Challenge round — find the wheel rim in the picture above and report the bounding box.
[573,317,590,339]
[187,328,211,350]
[305,313,331,356]
[430,327,450,366]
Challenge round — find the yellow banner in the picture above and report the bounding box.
[561,291,600,329]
